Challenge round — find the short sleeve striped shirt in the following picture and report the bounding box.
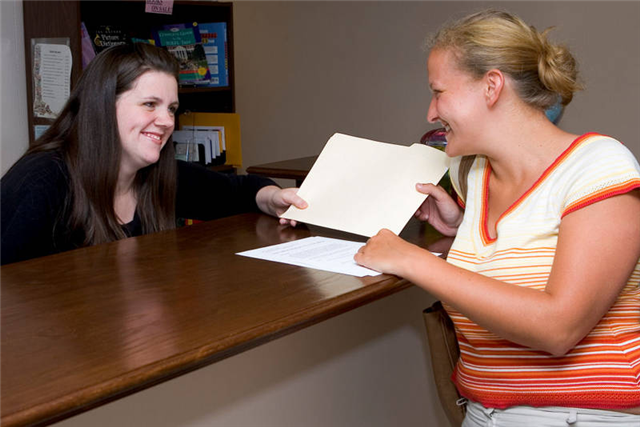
[446,133,640,410]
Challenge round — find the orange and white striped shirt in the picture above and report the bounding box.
[446,133,640,410]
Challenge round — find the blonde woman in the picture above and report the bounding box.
[356,10,640,426]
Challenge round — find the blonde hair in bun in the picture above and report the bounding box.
[426,9,583,110]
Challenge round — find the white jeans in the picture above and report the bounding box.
[462,400,640,427]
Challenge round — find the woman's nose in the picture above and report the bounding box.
[156,109,175,127]
[426,98,438,123]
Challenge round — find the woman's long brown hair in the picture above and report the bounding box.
[27,43,180,247]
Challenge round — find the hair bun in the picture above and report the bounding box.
[536,29,581,106]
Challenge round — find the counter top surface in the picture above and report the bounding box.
[1,213,446,427]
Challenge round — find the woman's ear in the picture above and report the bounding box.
[484,69,505,107]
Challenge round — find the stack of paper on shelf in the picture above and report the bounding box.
[178,112,242,167]
[172,129,222,165]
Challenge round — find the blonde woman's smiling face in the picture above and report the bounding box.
[426,48,487,157]
[116,71,179,175]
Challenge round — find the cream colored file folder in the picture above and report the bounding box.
[281,133,450,237]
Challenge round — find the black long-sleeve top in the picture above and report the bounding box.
[1,151,275,265]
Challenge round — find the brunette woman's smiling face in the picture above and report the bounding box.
[115,71,179,175]
[426,48,487,157]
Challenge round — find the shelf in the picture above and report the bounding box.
[179,86,233,94]
[23,0,235,144]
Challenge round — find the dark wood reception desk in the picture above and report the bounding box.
[1,213,447,427]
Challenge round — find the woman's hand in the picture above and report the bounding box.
[354,229,422,276]
[256,186,308,226]
[414,183,463,236]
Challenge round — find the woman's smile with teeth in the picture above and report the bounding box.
[143,132,163,143]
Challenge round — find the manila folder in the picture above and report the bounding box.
[281,133,450,237]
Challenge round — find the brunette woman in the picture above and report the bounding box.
[2,43,306,265]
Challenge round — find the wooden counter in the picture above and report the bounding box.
[1,213,448,427]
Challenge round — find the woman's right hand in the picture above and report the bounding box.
[414,183,463,236]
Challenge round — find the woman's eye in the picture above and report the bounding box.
[169,106,178,115]
[143,102,155,108]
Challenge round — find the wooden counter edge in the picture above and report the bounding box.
[1,275,412,427]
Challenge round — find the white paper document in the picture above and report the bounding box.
[281,133,450,237]
[237,236,381,277]
[33,43,72,118]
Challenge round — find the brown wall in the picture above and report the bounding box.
[234,1,640,177]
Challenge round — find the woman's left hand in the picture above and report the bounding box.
[354,229,417,276]
[256,186,308,227]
